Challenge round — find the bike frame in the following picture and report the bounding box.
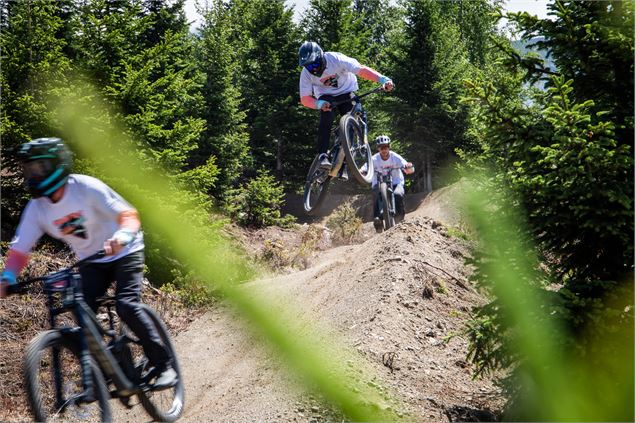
[12,254,142,410]
[324,88,379,176]
[377,173,396,218]
[329,87,382,143]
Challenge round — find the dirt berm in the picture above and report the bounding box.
[118,182,503,422]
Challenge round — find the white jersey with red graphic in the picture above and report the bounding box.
[367,151,408,188]
[299,52,361,99]
[10,174,144,262]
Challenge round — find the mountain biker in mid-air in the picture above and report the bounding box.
[364,135,414,233]
[298,41,394,179]
[0,138,177,389]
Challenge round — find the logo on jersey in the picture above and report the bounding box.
[320,74,339,88]
[54,212,87,239]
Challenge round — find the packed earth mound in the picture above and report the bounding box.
[117,184,503,422]
[3,182,503,422]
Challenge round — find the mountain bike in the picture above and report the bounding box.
[7,251,184,422]
[375,164,414,232]
[303,86,384,214]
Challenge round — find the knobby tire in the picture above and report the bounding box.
[340,115,373,184]
[24,330,112,423]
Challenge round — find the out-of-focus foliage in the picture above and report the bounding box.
[460,2,634,419]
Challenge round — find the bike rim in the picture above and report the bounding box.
[304,166,328,212]
[346,124,370,171]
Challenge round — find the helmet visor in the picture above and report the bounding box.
[23,159,54,181]
[305,59,323,75]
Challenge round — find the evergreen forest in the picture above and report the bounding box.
[0,0,633,420]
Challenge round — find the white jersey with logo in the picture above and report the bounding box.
[299,52,361,99]
[10,174,144,262]
[368,151,408,188]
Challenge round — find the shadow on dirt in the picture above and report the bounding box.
[444,404,500,422]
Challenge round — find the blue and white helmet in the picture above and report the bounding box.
[299,41,326,76]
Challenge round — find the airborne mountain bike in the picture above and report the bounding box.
[7,251,184,422]
[303,86,385,214]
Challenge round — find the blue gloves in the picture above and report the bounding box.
[1,270,17,285]
[112,229,136,246]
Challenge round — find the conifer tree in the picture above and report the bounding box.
[195,0,250,193]
[386,0,473,191]
[0,0,72,222]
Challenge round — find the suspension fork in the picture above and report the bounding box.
[360,110,369,144]
[71,310,96,403]
[52,345,64,409]
[389,187,397,216]
[46,297,67,409]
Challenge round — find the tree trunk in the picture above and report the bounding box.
[275,138,283,179]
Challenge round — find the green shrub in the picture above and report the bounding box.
[225,170,296,228]
[326,202,362,244]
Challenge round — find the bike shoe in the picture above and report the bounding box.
[153,366,178,391]
[338,166,348,181]
[319,154,332,169]
[373,217,383,233]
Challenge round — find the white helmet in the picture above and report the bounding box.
[375,135,391,146]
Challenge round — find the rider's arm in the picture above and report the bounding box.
[1,249,30,286]
[356,65,393,90]
[0,203,42,297]
[80,175,141,255]
[357,66,382,83]
[301,95,320,109]
[392,152,414,174]
[299,70,323,110]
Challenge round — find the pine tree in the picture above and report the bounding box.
[386,0,473,192]
[462,1,634,412]
[0,0,72,223]
[226,0,313,181]
[509,1,634,148]
[195,0,250,193]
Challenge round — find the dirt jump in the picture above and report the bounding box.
[116,181,503,422]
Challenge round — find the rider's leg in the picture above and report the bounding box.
[317,95,338,162]
[79,262,115,312]
[316,93,355,164]
[112,251,172,373]
[393,183,406,223]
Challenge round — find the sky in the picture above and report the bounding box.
[184,0,551,31]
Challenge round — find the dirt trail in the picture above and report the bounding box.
[118,183,502,422]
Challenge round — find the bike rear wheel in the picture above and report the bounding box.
[380,182,395,231]
[134,304,184,422]
[340,114,373,184]
[303,154,332,214]
[24,330,112,422]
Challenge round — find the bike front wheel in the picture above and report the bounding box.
[134,304,184,423]
[303,154,332,214]
[340,114,373,184]
[380,182,395,231]
[24,330,112,422]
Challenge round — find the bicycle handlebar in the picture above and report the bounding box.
[6,250,106,295]
[328,85,386,108]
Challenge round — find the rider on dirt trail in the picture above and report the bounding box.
[0,137,177,389]
[363,135,414,232]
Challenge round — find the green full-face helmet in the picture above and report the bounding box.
[17,137,72,198]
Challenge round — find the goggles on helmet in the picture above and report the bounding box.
[23,159,55,181]
[305,59,323,75]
